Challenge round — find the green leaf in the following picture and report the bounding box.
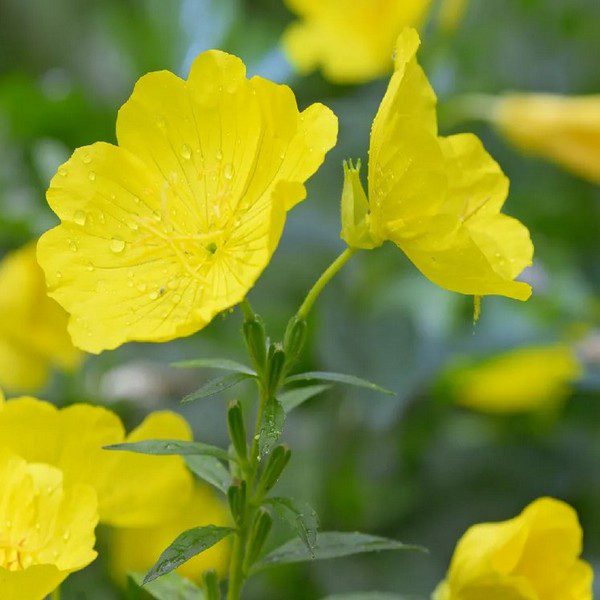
[185,455,232,494]
[182,372,254,404]
[172,358,255,376]
[266,497,319,555]
[284,372,394,395]
[105,439,231,462]
[278,384,332,413]
[128,571,204,599]
[258,397,285,457]
[254,532,424,572]
[144,526,234,584]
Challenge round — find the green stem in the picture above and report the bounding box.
[296,248,357,320]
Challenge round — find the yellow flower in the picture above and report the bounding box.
[0,243,80,391]
[110,484,230,586]
[433,497,594,600]
[37,50,337,354]
[0,395,193,527]
[282,0,432,83]
[493,94,600,184]
[341,29,533,301]
[447,345,581,414]
[0,449,98,600]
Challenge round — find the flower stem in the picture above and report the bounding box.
[296,248,357,320]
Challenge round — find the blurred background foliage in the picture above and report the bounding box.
[0,0,598,598]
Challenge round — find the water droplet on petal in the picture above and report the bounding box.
[56,271,62,279]
[149,290,159,300]
[137,282,147,292]
[82,154,92,164]
[128,220,139,231]
[68,239,78,252]
[58,166,68,177]
[86,262,94,272]
[181,144,192,160]
[216,150,223,161]
[224,163,234,180]
[63,531,70,541]
[73,210,87,226]
[88,171,96,181]
[110,238,125,253]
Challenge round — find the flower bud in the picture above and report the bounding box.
[283,315,307,369]
[227,480,246,526]
[243,508,273,569]
[243,315,267,374]
[257,444,291,495]
[227,401,247,463]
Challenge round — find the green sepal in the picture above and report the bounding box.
[283,315,307,369]
[243,508,274,571]
[243,315,267,374]
[227,480,247,526]
[201,570,220,600]
[256,445,291,496]
[227,401,247,463]
[144,525,234,584]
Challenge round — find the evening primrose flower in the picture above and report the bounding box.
[110,485,230,585]
[283,0,432,83]
[494,94,600,184]
[37,50,337,353]
[341,29,533,300]
[447,345,581,414]
[433,497,594,600]
[0,395,193,527]
[0,243,80,391]
[0,449,98,600]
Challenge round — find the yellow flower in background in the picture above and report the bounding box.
[110,485,230,586]
[433,497,593,600]
[493,94,600,184]
[0,395,193,527]
[282,0,432,83]
[0,243,80,391]
[37,50,337,354]
[448,345,581,414]
[341,29,533,301]
[0,449,98,600]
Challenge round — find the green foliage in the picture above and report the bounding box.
[284,372,395,395]
[105,440,232,462]
[265,496,320,555]
[181,373,255,404]
[128,571,204,600]
[173,358,256,376]
[258,397,286,457]
[185,456,232,494]
[278,384,332,413]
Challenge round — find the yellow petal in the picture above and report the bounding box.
[38,50,337,353]
[0,397,193,527]
[0,243,80,391]
[495,94,600,183]
[109,485,231,586]
[282,0,432,84]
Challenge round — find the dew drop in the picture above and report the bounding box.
[82,154,92,164]
[88,171,96,181]
[216,149,223,161]
[128,220,139,231]
[73,210,87,226]
[99,212,106,224]
[68,239,78,252]
[137,282,147,292]
[86,262,94,272]
[181,144,192,160]
[58,166,68,177]
[62,531,70,541]
[224,163,234,180]
[5,520,12,529]
[110,238,125,253]
[149,290,159,300]
[156,115,166,128]
[132,195,140,204]
[56,271,62,279]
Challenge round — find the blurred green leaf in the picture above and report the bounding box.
[285,372,394,395]
[181,373,254,404]
[278,384,332,413]
[128,571,204,599]
[144,526,234,584]
[185,455,232,494]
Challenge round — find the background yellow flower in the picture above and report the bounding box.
[38,49,337,353]
[434,497,594,599]
[445,345,582,414]
[283,0,432,83]
[0,243,80,391]
[0,449,98,600]
[0,396,193,527]
[341,29,533,300]
[109,484,230,586]
[494,94,600,184]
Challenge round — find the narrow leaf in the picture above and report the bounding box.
[144,525,234,584]
[128,571,204,599]
[278,384,331,413]
[284,372,394,395]
[258,397,285,457]
[254,532,424,572]
[172,358,255,376]
[266,497,319,555]
[185,455,232,494]
[105,439,231,462]
[182,372,254,404]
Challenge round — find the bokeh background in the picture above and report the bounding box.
[0,0,598,598]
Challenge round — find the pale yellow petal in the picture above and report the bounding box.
[0,564,66,600]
